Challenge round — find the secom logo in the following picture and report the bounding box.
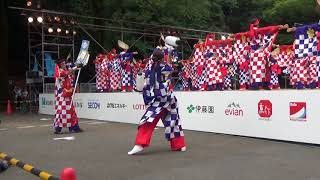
[88,100,101,109]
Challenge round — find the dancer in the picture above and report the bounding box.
[109,49,122,91]
[128,49,186,155]
[118,40,135,92]
[54,59,83,134]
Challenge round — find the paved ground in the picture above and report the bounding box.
[0,113,320,180]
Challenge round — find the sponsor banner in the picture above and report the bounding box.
[289,102,307,121]
[39,90,320,144]
[258,100,272,121]
[225,102,244,117]
[39,94,55,115]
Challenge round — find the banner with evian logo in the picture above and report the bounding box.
[40,90,320,144]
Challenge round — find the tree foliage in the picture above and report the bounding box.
[9,0,320,49]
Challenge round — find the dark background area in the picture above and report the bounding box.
[1,0,9,110]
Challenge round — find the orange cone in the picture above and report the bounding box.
[7,100,12,115]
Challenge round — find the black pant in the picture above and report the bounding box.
[55,123,81,133]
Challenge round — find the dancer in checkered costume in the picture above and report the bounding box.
[95,54,110,92]
[215,40,234,90]
[273,45,295,87]
[291,57,309,89]
[192,43,207,90]
[232,33,251,90]
[294,23,319,58]
[223,73,232,90]
[179,60,193,90]
[293,23,320,89]
[54,59,83,134]
[225,62,237,90]
[100,57,111,91]
[178,68,188,90]
[248,26,279,89]
[268,55,281,90]
[274,45,294,68]
[128,49,186,155]
[94,55,103,92]
[119,50,134,92]
[109,52,122,91]
[204,47,219,89]
[159,35,180,67]
[160,45,176,67]
[307,56,318,89]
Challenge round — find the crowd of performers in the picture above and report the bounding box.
[95,21,320,91]
[52,20,320,154]
[94,38,179,92]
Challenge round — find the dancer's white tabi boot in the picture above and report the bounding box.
[180,146,187,152]
[128,145,144,155]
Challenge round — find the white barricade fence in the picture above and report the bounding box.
[39,90,320,144]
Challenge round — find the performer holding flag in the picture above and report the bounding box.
[53,40,90,134]
[54,58,83,134]
[128,49,186,155]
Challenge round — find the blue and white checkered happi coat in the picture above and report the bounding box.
[294,23,319,58]
[119,51,134,87]
[139,60,184,140]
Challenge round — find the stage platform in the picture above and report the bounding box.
[39,90,320,144]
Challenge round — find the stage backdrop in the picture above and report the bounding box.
[39,90,320,144]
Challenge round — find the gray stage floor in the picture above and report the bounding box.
[0,113,320,180]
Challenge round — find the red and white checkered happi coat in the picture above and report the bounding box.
[307,56,318,85]
[272,46,295,85]
[291,57,309,85]
[216,43,234,65]
[216,42,234,85]
[233,37,250,66]
[95,59,110,91]
[183,62,194,79]
[54,68,78,128]
[233,35,251,87]
[249,32,278,84]
[180,62,194,88]
[205,45,224,85]
[274,46,294,68]
[249,48,268,83]
[192,43,206,88]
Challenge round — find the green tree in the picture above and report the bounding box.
[263,0,320,44]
